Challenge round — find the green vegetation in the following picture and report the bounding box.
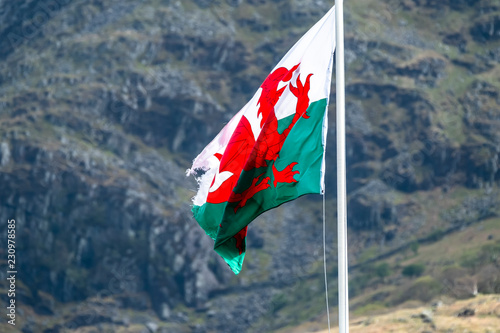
[460,241,500,271]
[397,275,443,304]
[270,293,289,314]
[426,228,446,242]
[353,302,386,316]
[349,272,373,298]
[409,241,419,255]
[402,263,426,278]
[374,263,391,279]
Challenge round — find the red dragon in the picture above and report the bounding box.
[207,64,313,254]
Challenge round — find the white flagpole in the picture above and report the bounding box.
[335,1,349,333]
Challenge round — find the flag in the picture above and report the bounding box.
[187,6,336,274]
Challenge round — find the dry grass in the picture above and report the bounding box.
[292,294,500,333]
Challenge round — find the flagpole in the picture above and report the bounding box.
[335,1,349,333]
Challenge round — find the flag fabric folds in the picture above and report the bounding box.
[187,6,336,274]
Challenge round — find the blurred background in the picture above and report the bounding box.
[0,0,499,332]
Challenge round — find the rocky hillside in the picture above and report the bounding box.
[0,0,499,332]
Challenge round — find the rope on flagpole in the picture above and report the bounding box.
[323,189,331,333]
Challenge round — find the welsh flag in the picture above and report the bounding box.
[187,6,336,274]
